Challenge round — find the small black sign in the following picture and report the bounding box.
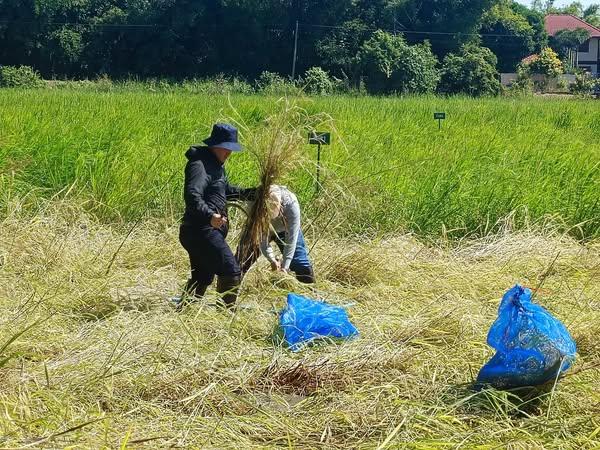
[434,112,446,120]
[308,131,331,145]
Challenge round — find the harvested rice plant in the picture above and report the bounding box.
[0,90,599,448]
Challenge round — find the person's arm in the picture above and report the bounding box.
[225,178,257,201]
[184,161,214,223]
[280,201,301,270]
[260,235,279,268]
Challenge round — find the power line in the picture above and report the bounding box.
[298,22,536,39]
[0,20,164,28]
[0,18,539,39]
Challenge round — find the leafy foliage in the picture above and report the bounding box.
[0,0,526,83]
[569,71,600,96]
[550,28,591,59]
[535,0,600,26]
[525,47,564,77]
[316,19,370,86]
[480,0,540,72]
[396,0,499,54]
[302,67,335,95]
[357,31,440,95]
[583,4,600,27]
[0,0,595,97]
[440,44,501,96]
[0,65,43,87]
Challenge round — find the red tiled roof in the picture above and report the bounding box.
[545,14,600,37]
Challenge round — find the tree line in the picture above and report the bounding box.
[0,0,598,86]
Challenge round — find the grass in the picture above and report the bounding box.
[0,200,599,447]
[0,90,598,239]
[1,89,599,447]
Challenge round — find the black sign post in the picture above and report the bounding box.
[308,131,331,192]
[434,112,446,131]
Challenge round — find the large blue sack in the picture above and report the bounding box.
[477,285,576,389]
[279,293,359,351]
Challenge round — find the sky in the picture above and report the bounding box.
[515,0,597,7]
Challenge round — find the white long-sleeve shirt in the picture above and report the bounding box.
[260,186,301,270]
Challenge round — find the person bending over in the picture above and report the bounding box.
[239,185,315,283]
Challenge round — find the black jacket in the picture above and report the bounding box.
[182,146,255,226]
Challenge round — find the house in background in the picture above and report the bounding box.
[545,14,600,75]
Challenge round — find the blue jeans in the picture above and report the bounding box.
[274,229,315,283]
[237,229,315,283]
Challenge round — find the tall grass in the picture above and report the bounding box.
[0,90,598,238]
[1,89,599,447]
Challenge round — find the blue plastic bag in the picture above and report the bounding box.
[279,293,359,351]
[477,285,576,389]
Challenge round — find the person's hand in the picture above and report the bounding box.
[210,214,227,229]
[270,260,281,271]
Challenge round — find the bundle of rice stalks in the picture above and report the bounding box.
[229,99,332,274]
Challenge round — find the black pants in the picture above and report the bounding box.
[179,223,241,287]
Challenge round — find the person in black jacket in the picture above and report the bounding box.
[179,123,256,308]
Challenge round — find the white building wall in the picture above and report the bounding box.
[577,37,599,74]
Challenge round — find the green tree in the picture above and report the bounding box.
[510,1,548,51]
[46,27,84,76]
[583,5,600,27]
[0,0,41,67]
[440,44,501,96]
[358,30,440,94]
[316,19,370,84]
[559,1,584,16]
[290,0,368,79]
[551,28,591,59]
[302,0,401,79]
[548,0,600,23]
[480,1,538,72]
[0,0,561,81]
[395,0,501,54]
[531,0,555,13]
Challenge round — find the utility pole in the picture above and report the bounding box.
[291,20,299,79]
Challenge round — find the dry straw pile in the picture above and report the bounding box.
[1,197,599,448]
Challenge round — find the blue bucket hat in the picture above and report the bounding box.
[203,123,242,152]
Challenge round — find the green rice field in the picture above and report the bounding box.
[1,90,598,238]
